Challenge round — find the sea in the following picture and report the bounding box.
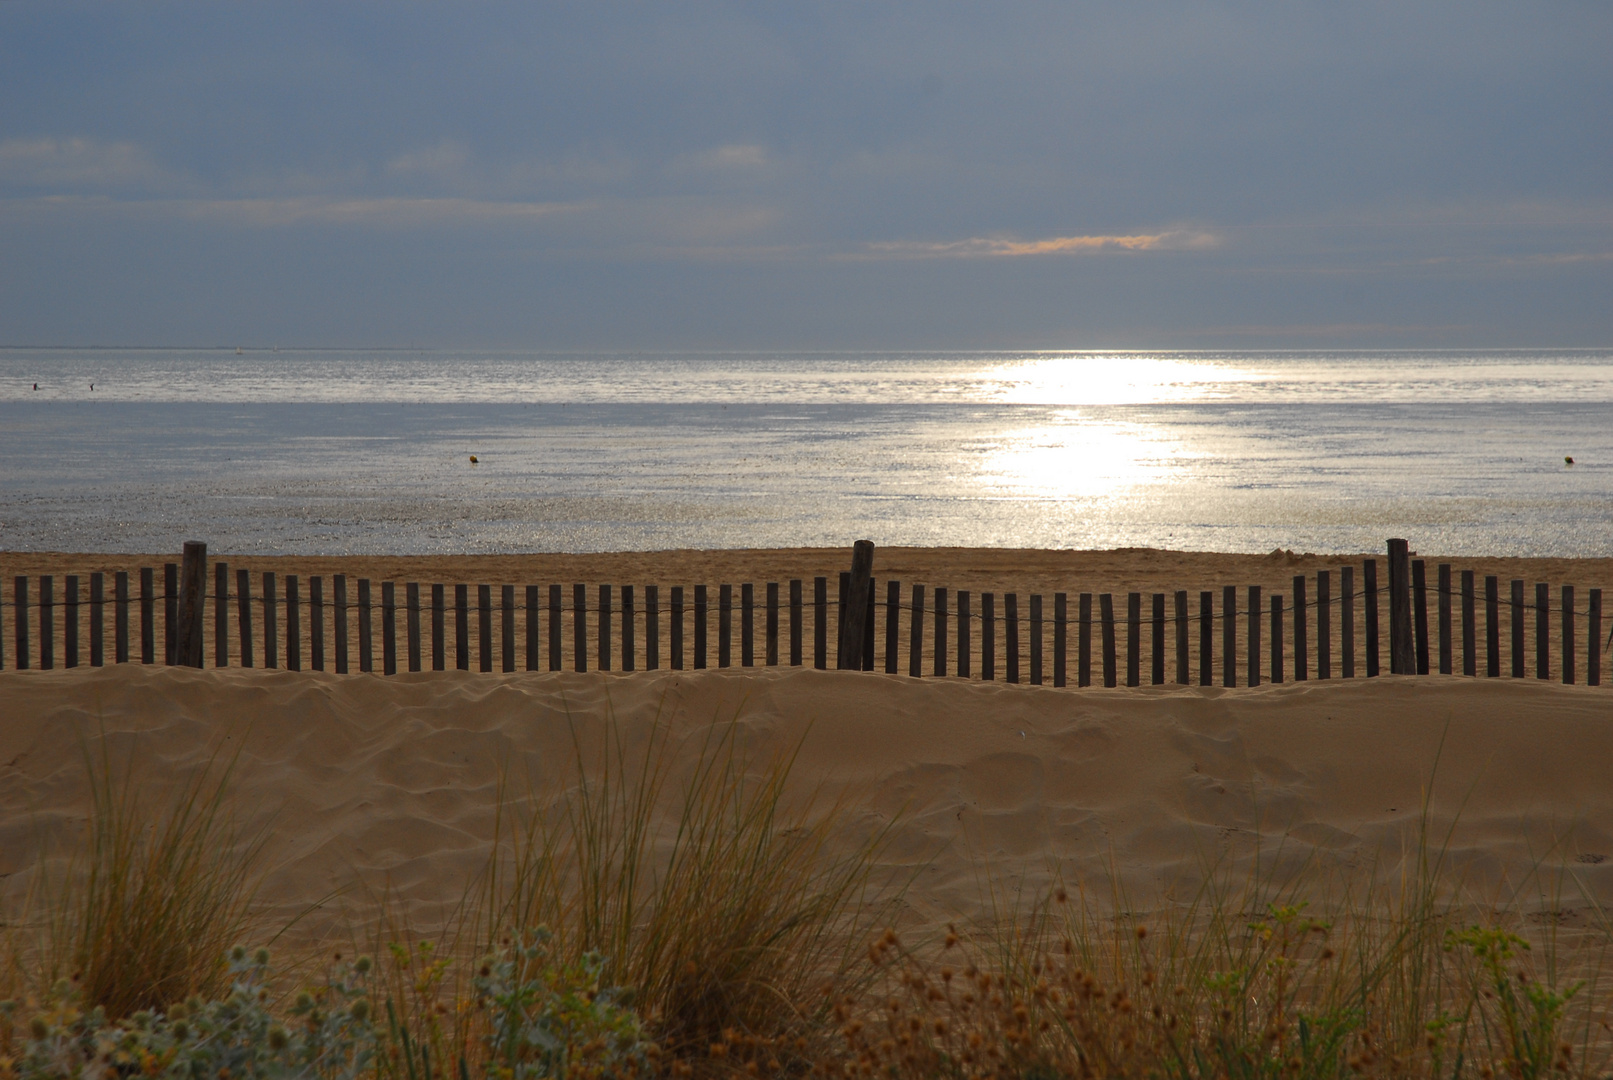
[1,349,1609,556]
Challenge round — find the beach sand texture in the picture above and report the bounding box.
[3,659,1611,945]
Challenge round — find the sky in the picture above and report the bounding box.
[1,1,1610,350]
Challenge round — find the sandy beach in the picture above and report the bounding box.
[4,544,1612,947]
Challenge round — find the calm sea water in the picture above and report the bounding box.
[1,349,1609,555]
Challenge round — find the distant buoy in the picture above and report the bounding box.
[469,455,479,464]
[1565,456,1575,465]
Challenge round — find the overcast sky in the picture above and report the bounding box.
[1,1,1609,349]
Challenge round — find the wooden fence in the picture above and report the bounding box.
[2,540,1606,688]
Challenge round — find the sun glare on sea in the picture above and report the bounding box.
[977,353,1256,405]
[973,410,1197,499]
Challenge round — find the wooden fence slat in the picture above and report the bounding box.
[1052,592,1065,687]
[1388,542,1413,675]
[234,569,250,668]
[813,577,827,670]
[1437,564,1452,675]
[141,567,156,665]
[1100,593,1117,688]
[1535,582,1549,680]
[408,583,423,672]
[1271,594,1284,683]
[1510,580,1525,677]
[1005,592,1019,684]
[1364,558,1379,677]
[1077,592,1091,688]
[789,579,802,667]
[382,582,397,676]
[93,571,106,668]
[670,586,685,670]
[356,578,371,673]
[40,576,55,670]
[523,584,538,672]
[1174,591,1188,684]
[309,576,324,671]
[1150,593,1164,686]
[15,577,29,669]
[65,575,79,668]
[909,584,925,677]
[1198,590,1212,687]
[117,570,131,665]
[478,584,494,672]
[1589,589,1602,687]
[745,583,758,667]
[285,575,301,672]
[1292,575,1306,681]
[957,591,972,680]
[164,563,177,665]
[547,584,561,672]
[935,587,949,678]
[433,583,448,672]
[263,572,279,669]
[1031,594,1044,686]
[622,585,634,673]
[1485,576,1501,677]
[1562,586,1575,685]
[573,583,587,673]
[885,580,901,674]
[1412,559,1429,675]
[718,584,731,668]
[1247,585,1261,688]
[1317,570,1331,679]
[695,584,708,669]
[1124,592,1139,688]
[1341,566,1355,678]
[646,584,660,670]
[1222,585,1236,687]
[982,592,996,682]
[1461,570,1476,677]
[765,582,778,666]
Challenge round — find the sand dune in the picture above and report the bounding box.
[4,664,1611,944]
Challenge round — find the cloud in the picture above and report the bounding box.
[864,229,1220,258]
[0,137,171,192]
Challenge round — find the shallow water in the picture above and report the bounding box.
[1,349,1609,555]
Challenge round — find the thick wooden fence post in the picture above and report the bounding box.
[65,575,80,668]
[670,586,685,670]
[1198,590,1212,687]
[1248,585,1261,688]
[838,541,875,670]
[909,584,925,677]
[1535,583,1549,680]
[1437,564,1452,675]
[1341,566,1356,678]
[1412,559,1430,675]
[935,587,949,677]
[1317,570,1331,679]
[212,564,226,667]
[93,571,107,668]
[1485,575,1500,677]
[1461,570,1476,676]
[1292,575,1307,681]
[1222,585,1236,687]
[1150,593,1164,685]
[235,569,251,668]
[646,584,660,670]
[1174,590,1188,684]
[1271,594,1284,683]
[1006,592,1020,684]
[1053,592,1066,687]
[1031,594,1044,686]
[1562,586,1575,685]
[1387,540,1414,675]
[813,577,827,669]
[1124,592,1139,687]
[1077,592,1091,687]
[309,576,324,671]
[263,572,279,669]
[982,592,997,681]
[116,570,131,664]
[1099,593,1117,688]
[957,590,972,679]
